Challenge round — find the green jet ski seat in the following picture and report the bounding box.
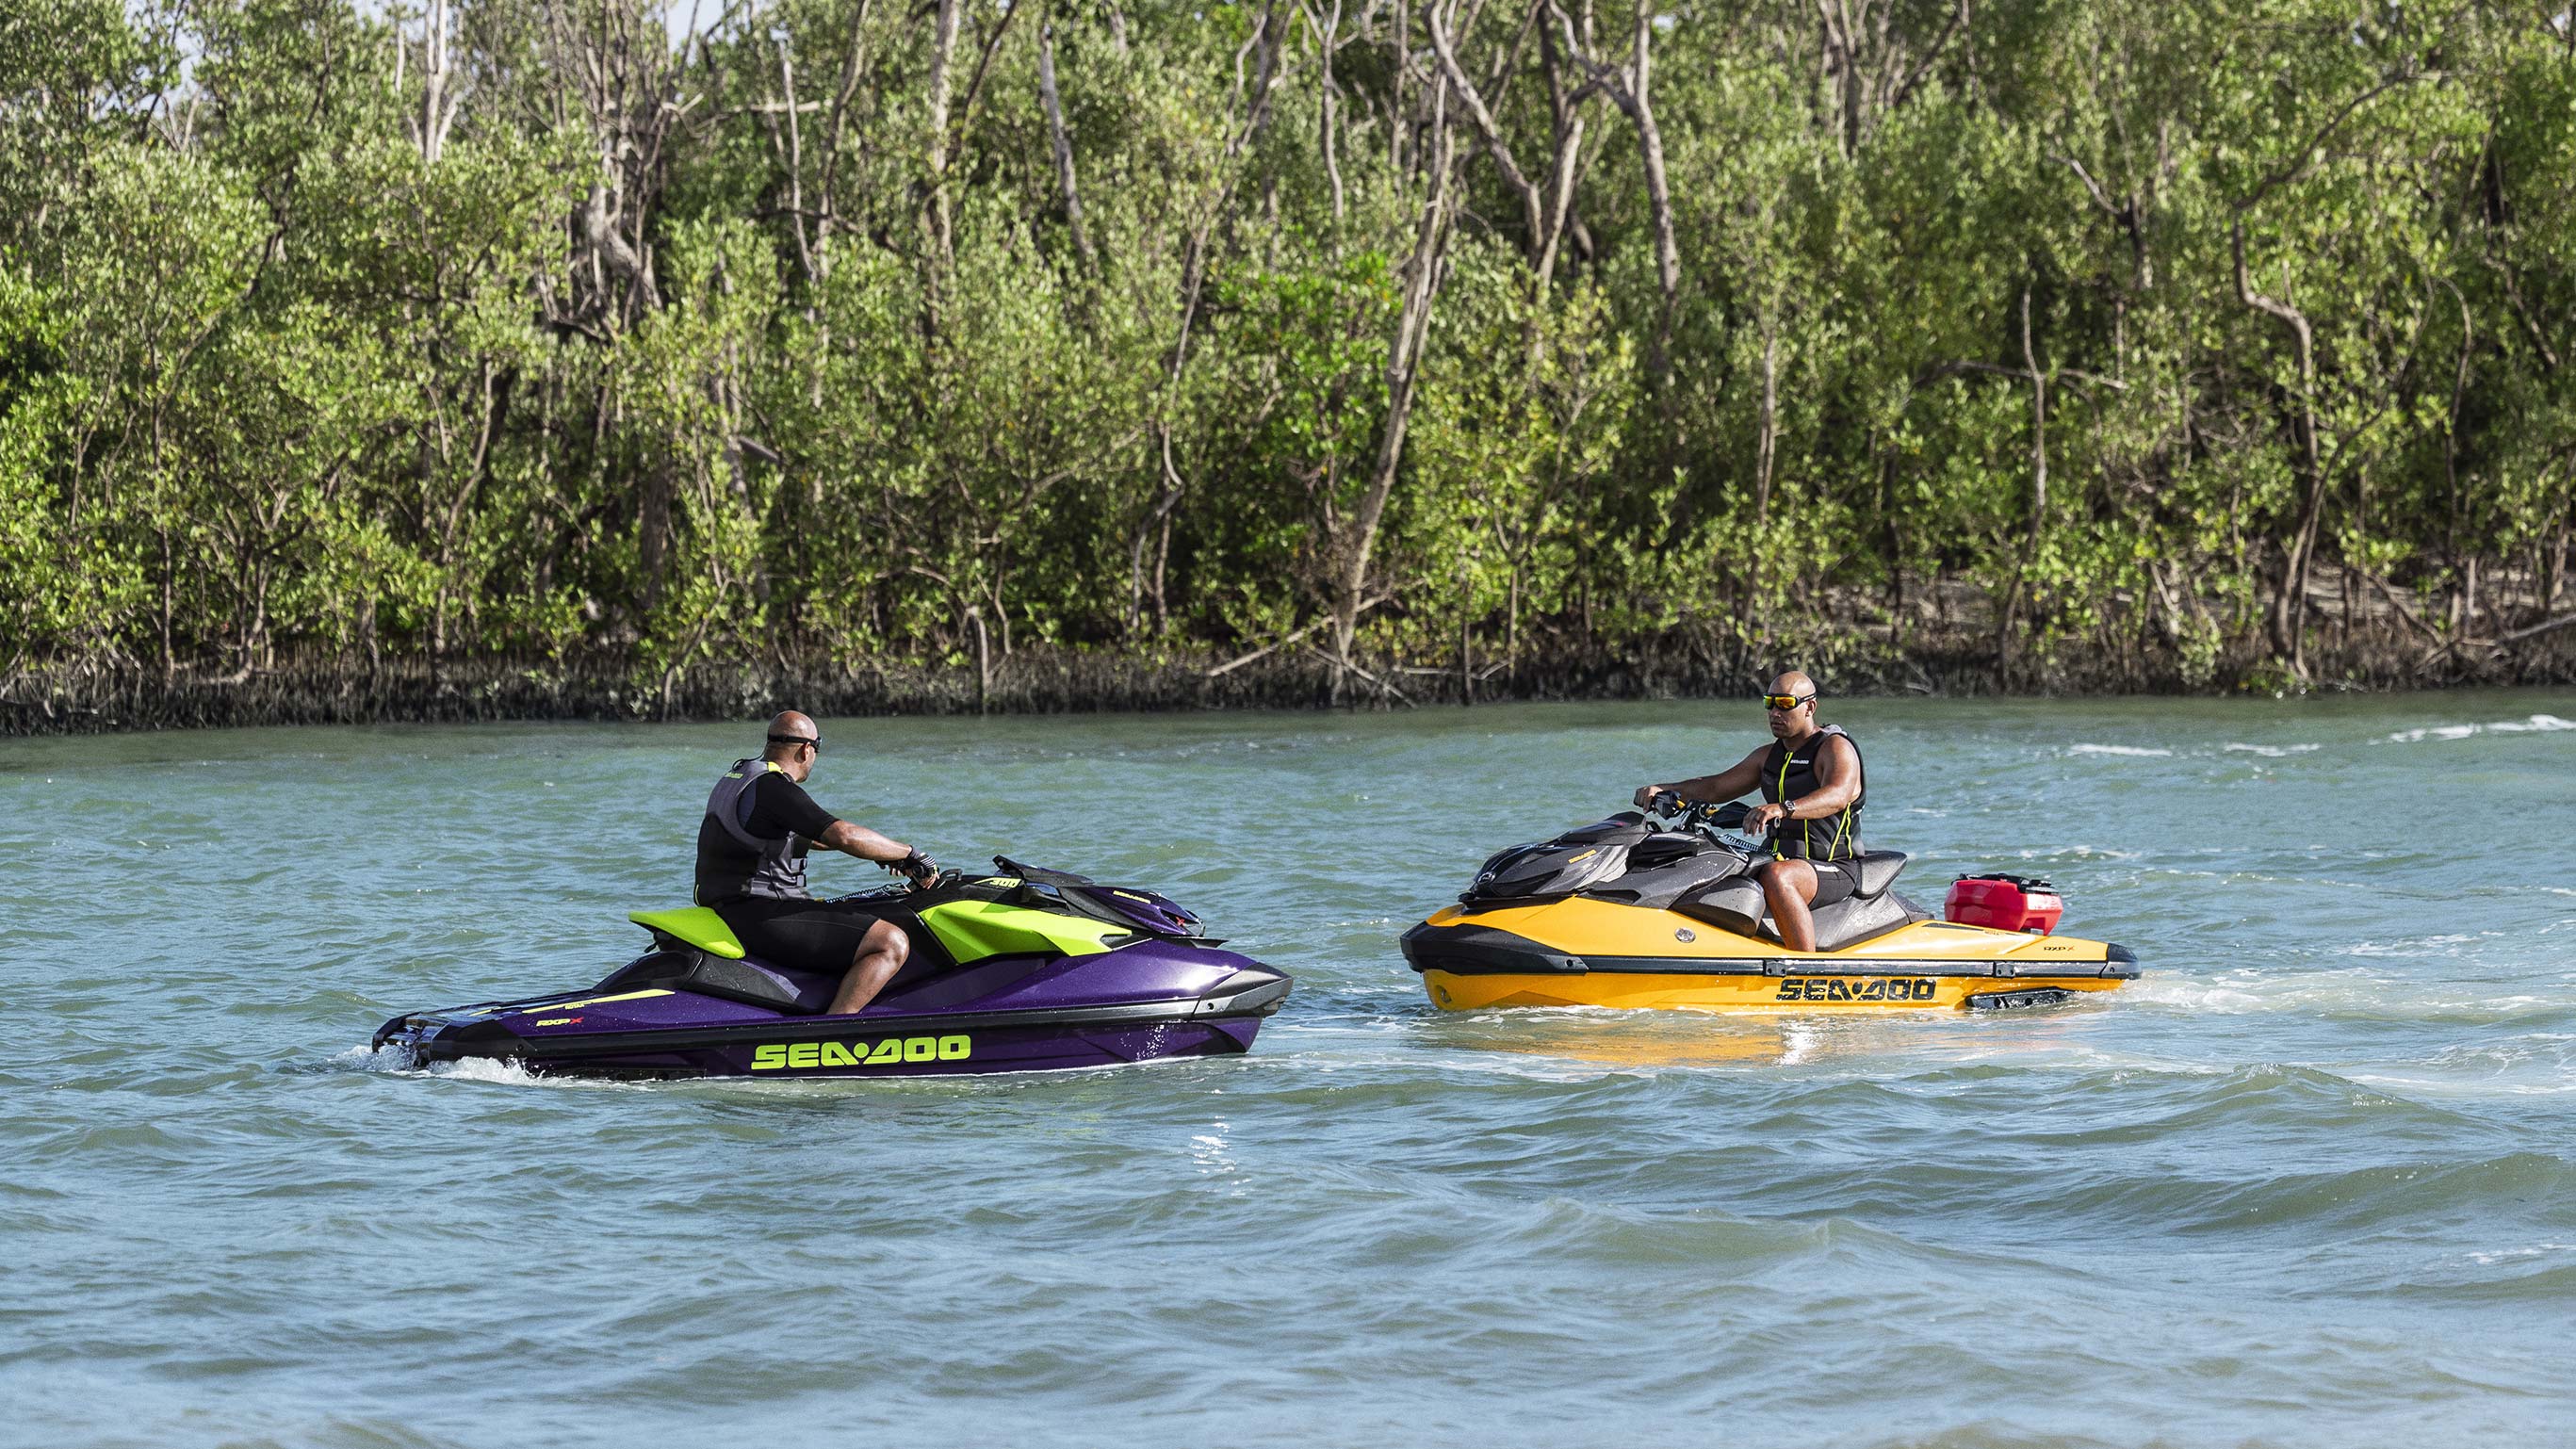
[628,906,746,959]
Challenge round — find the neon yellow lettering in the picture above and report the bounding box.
[752,1045,787,1070]
[904,1038,936,1063]
[788,1042,821,1068]
[821,1042,856,1067]
[937,1035,971,1061]
[866,1039,902,1065]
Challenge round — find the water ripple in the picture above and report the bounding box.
[2,696,2572,1446]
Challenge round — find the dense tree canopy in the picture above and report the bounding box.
[2,0,2571,717]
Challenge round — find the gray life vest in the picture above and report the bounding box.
[694,757,810,904]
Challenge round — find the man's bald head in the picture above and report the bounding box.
[762,710,821,777]
[1763,671,1818,740]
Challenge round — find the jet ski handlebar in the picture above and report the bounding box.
[1643,795,1755,837]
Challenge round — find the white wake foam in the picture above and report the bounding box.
[2467,1243,2576,1266]
[326,1043,418,1074]
[324,1041,642,1091]
[2223,742,2324,757]
[2066,743,2174,757]
[2385,713,2576,743]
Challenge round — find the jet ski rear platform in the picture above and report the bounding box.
[374,864,1290,1080]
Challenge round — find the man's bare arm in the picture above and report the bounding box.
[1633,745,1769,810]
[814,820,918,868]
[1800,735,1862,815]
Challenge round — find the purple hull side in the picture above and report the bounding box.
[394,1007,1266,1079]
[374,937,1287,1080]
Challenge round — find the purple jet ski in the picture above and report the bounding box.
[372,858,1289,1080]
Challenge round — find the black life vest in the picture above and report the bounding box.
[1759,724,1865,861]
[693,758,812,904]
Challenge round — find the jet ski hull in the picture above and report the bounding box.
[373,868,1292,1080]
[1413,963,2128,1012]
[1404,898,2138,1014]
[377,995,1279,1079]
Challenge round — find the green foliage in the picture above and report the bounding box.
[0,0,2569,702]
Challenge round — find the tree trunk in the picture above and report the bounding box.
[1748,317,1778,617]
[2022,285,2047,547]
[1430,0,1583,295]
[1317,0,1346,218]
[157,528,175,687]
[967,604,991,713]
[1330,73,1458,698]
[2546,508,2569,608]
[1459,576,1474,707]
[638,464,674,614]
[1037,17,1091,263]
[415,0,460,165]
[1555,2,1678,373]
[2234,223,2323,676]
[922,0,962,323]
[1622,3,1680,376]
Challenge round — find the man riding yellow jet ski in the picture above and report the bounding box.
[1400,676,2139,1012]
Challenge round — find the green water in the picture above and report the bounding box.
[4,692,2572,1447]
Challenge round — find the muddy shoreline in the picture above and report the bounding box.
[8,622,2572,736]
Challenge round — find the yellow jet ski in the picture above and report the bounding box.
[1402,801,2138,1013]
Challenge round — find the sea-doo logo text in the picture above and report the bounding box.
[751,1035,973,1069]
[1774,977,1937,1002]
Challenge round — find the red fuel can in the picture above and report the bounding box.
[1945,874,2064,935]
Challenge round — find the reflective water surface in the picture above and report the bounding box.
[5,692,2572,1447]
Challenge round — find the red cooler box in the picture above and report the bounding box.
[1945,874,2063,935]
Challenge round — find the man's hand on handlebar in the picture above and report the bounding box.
[1633,786,1682,815]
[890,848,939,888]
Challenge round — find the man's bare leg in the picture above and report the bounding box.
[827,920,911,1016]
[1758,859,1822,952]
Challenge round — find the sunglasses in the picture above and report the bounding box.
[767,733,822,751]
[1760,693,1814,711]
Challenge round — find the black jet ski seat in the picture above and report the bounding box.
[1851,851,1909,898]
[1672,849,1927,951]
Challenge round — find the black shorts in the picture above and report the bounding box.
[711,898,889,972]
[1764,858,1859,908]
